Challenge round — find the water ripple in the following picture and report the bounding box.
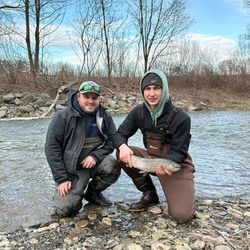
[0,111,249,232]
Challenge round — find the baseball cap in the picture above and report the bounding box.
[78,81,101,95]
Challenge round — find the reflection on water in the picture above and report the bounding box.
[0,111,249,232]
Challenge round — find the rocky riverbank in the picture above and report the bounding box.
[0,198,249,250]
[1,85,249,119]
[0,91,201,119]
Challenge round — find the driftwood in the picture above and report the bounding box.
[40,81,118,118]
[40,81,77,118]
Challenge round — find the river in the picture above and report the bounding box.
[0,111,249,232]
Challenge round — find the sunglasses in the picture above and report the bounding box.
[80,84,100,93]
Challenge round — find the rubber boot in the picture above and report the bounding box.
[130,175,159,211]
[84,176,112,206]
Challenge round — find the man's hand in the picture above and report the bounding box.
[156,165,172,176]
[119,144,133,167]
[81,155,97,169]
[57,181,72,196]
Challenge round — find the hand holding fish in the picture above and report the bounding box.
[155,165,172,176]
[119,144,134,167]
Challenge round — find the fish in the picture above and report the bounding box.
[131,155,181,173]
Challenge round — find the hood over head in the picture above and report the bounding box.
[139,69,169,125]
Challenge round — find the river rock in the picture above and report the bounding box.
[214,245,231,250]
[113,244,125,250]
[128,230,141,238]
[227,207,244,219]
[0,109,7,118]
[175,243,192,250]
[126,243,143,250]
[2,93,15,102]
[148,206,162,214]
[0,235,10,248]
[75,220,88,229]
[102,217,112,226]
[244,211,250,217]
[190,239,206,249]
[14,98,22,106]
[151,243,171,250]
[64,233,79,245]
[17,104,35,114]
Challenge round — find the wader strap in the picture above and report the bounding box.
[77,137,103,167]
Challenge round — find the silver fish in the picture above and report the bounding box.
[131,155,181,173]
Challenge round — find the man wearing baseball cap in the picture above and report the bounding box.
[45,81,120,217]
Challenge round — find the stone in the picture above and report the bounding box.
[102,217,112,226]
[244,211,250,217]
[175,243,192,250]
[113,243,125,250]
[128,230,141,238]
[0,110,7,118]
[214,245,231,250]
[148,206,162,214]
[225,222,239,230]
[88,212,97,220]
[2,93,15,102]
[126,243,143,250]
[17,104,35,113]
[227,207,244,220]
[190,239,206,249]
[0,235,10,248]
[64,233,79,245]
[28,238,39,245]
[151,243,171,250]
[75,220,88,229]
[14,98,22,106]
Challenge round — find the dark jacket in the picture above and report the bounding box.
[114,99,191,164]
[45,92,116,185]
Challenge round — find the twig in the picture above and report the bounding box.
[217,231,236,249]
[102,86,116,95]
[231,226,250,236]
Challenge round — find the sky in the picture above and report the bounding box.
[185,0,249,59]
[52,0,250,64]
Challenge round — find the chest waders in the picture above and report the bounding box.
[121,107,195,223]
[121,107,181,212]
[53,137,121,216]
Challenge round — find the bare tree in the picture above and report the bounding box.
[239,0,250,56]
[71,0,103,78]
[98,0,126,79]
[239,25,250,56]
[24,0,69,77]
[128,0,192,73]
[0,1,23,37]
[73,0,129,81]
[1,0,69,78]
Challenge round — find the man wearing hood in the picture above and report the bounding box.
[45,81,121,217]
[114,69,195,224]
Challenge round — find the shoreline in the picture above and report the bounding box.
[1,89,250,119]
[0,109,250,122]
[0,197,249,249]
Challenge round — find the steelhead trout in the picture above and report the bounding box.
[131,155,181,173]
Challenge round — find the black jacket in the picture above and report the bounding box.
[45,92,116,185]
[114,100,191,163]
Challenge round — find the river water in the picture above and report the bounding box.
[0,111,249,232]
